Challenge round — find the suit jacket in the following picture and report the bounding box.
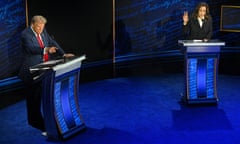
[18,27,65,84]
[183,16,212,40]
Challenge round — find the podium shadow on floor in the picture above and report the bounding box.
[172,104,232,131]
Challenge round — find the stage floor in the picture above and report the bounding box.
[1,73,240,144]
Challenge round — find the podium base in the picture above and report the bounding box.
[180,93,218,105]
[61,124,86,140]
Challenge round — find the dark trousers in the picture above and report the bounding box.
[25,81,45,131]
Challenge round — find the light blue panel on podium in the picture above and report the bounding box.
[188,58,197,99]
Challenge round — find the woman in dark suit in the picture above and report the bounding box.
[182,2,212,41]
[18,15,74,135]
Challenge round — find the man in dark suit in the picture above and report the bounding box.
[182,2,212,41]
[18,15,74,136]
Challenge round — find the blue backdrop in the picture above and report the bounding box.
[115,0,240,58]
[0,0,26,80]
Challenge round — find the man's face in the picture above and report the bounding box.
[198,6,207,18]
[32,22,45,34]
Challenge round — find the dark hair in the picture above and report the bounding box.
[193,2,210,19]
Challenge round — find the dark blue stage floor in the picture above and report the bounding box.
[1,73,240,144]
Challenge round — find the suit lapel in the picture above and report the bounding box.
[29,29,40,47]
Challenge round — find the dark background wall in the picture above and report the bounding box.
[27,0,113,63]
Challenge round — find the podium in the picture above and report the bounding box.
[178,40,225,104]
[30,55,86,140]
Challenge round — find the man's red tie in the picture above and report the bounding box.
[37,34,48,62]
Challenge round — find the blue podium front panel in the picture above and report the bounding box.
[186,55,219,104]
[54,70,85,139]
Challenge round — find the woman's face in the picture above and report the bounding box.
[198,6,207,18]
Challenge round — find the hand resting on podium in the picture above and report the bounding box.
[45,47,75,57]
[63,53,75,58]
[193,39,209,42]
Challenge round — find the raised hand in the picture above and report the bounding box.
[183,11,189,25]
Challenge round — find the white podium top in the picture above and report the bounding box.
[178,40,225,47]
[29,55,86,77]
[53,55,86,77]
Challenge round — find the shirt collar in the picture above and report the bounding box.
[31,26,39,37]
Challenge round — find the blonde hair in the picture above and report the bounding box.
[31,15,47,24]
